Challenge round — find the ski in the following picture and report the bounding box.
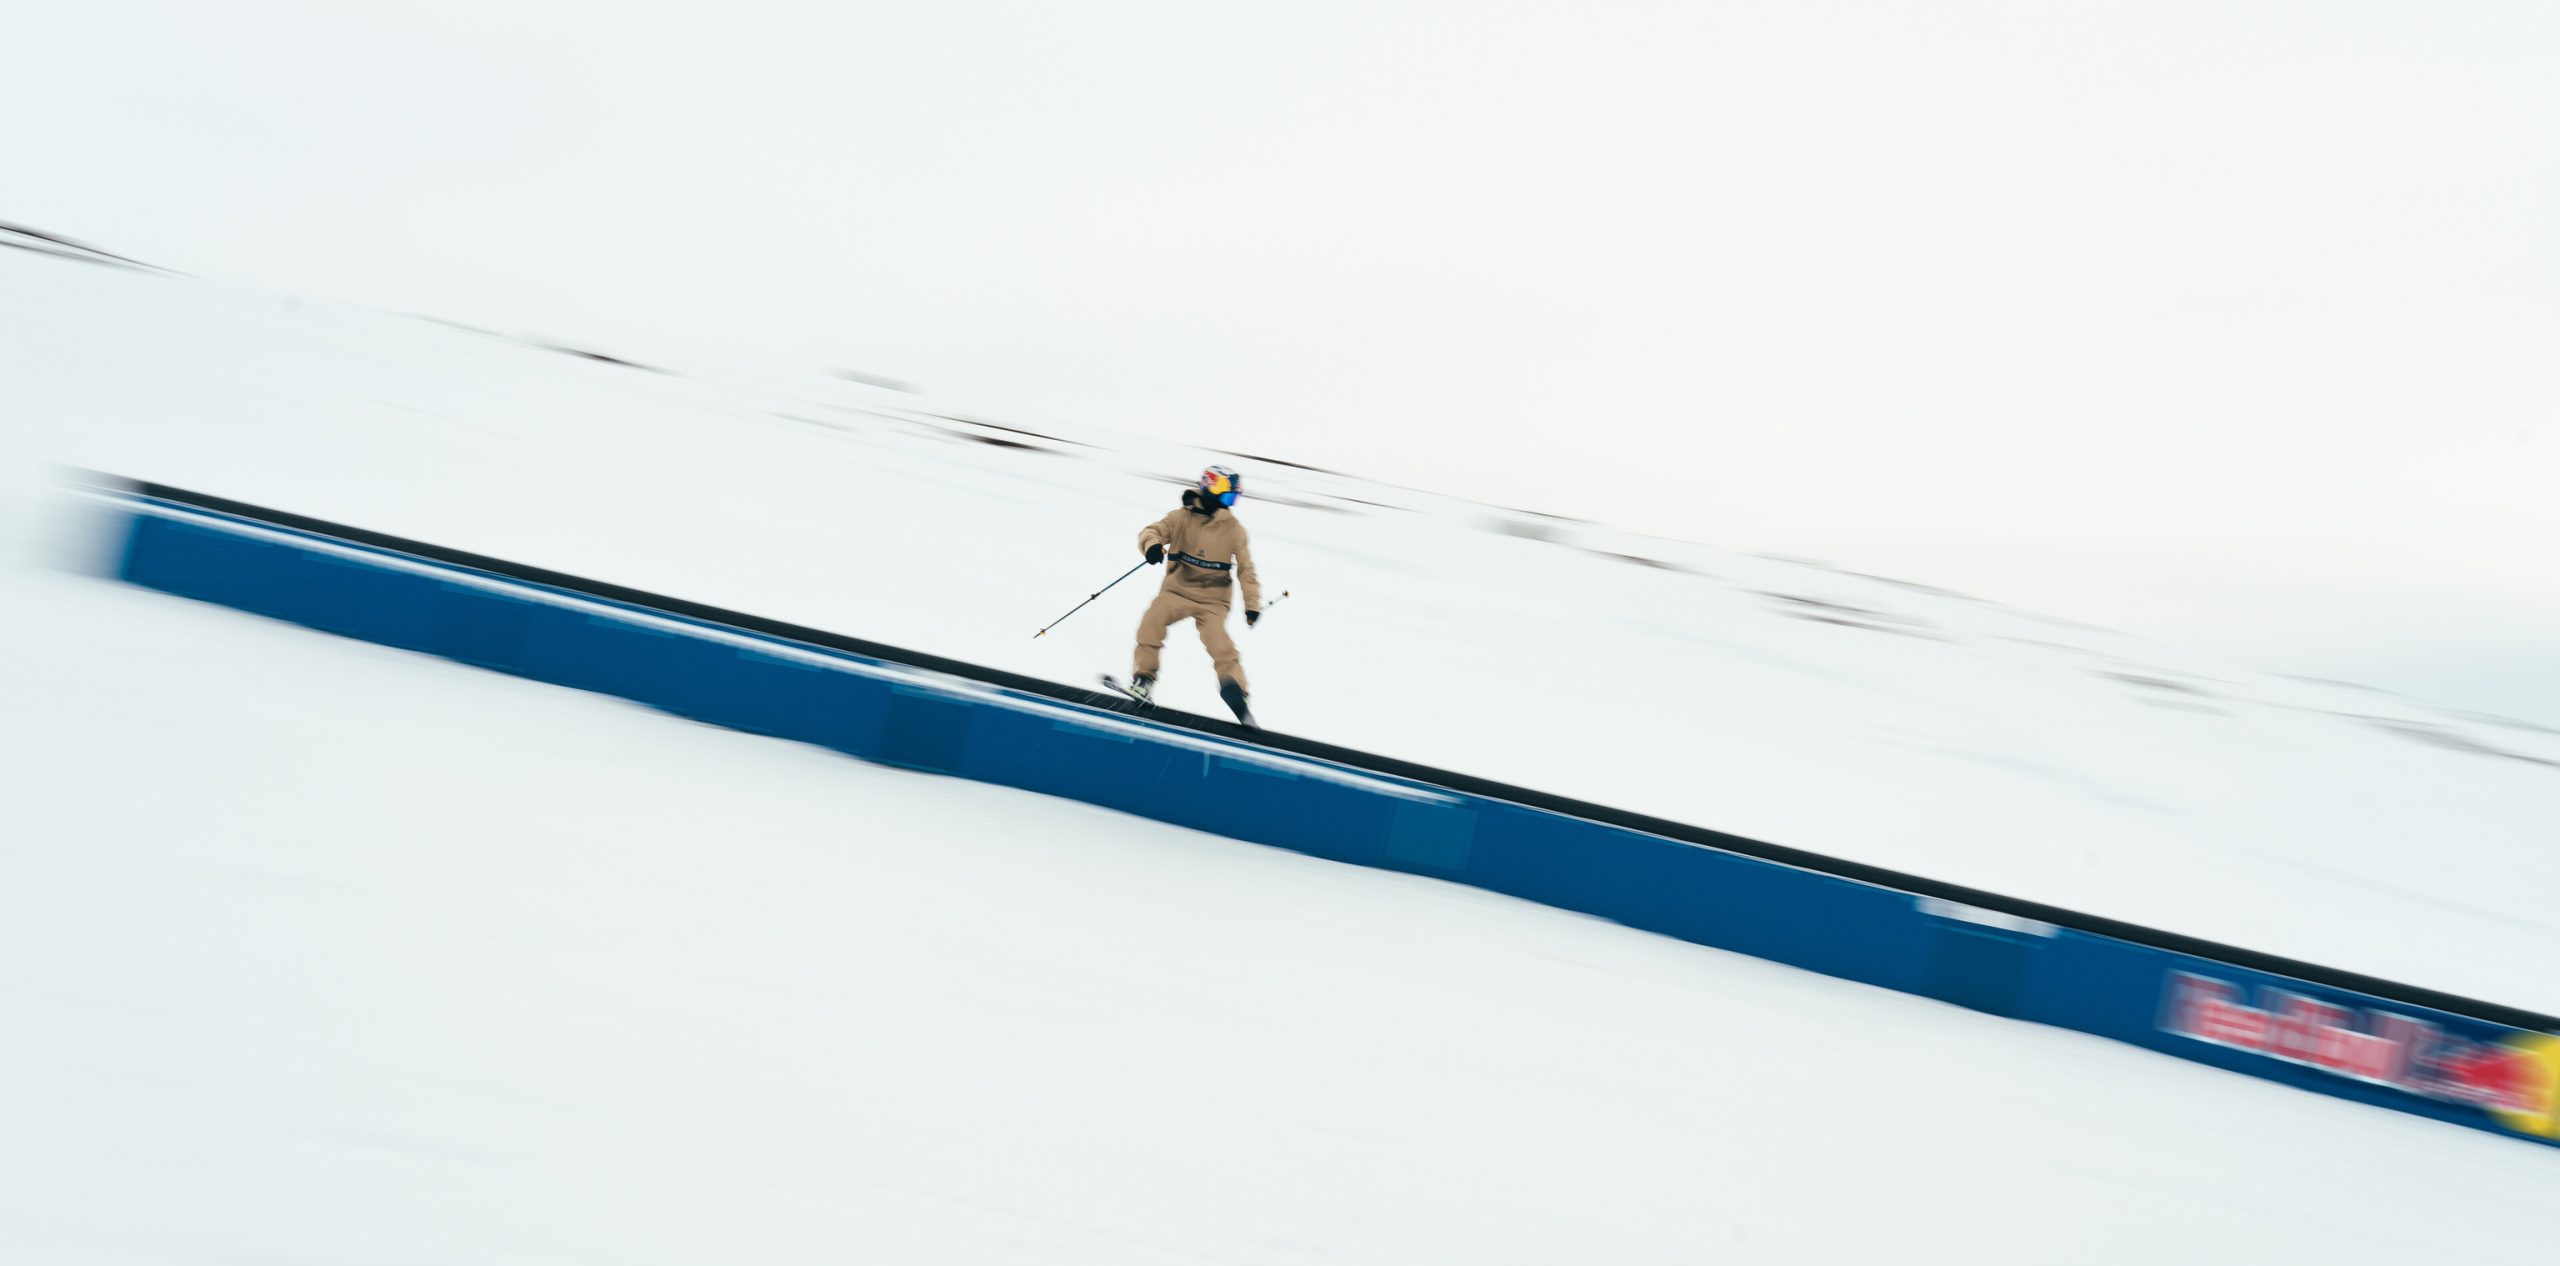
[1096,674,1155,708]
[1219,678,1258,729]
[1095,674,1259,729]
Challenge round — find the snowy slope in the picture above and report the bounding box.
[2,237,2556,1024]
[4,561,2555,1264]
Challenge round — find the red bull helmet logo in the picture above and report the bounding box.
[1198,465,1239,507]
[2161,972,2560,1138]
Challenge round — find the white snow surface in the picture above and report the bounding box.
[5,239,2554,1015]
[6,228,2560,1260]
[5,563,2556,1263]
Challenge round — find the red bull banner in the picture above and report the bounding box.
[2161,971,2560,1140]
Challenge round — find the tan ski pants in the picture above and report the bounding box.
[1133,591,1246,691]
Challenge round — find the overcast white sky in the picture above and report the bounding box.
[8,1,2557,722]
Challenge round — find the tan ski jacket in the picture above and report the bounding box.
[1138,492,1262,612]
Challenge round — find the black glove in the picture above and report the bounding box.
[1145,544,1164,565]
[1245,609,1261,627]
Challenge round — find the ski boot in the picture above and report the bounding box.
[1218,678,1256,728]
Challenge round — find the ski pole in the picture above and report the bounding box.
[1033,560,1149,639]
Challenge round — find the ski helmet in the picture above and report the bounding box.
[1199,465,1241,508]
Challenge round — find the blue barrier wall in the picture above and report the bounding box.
[98,487,2560,1147]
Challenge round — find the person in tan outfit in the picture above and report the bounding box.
[1131,465,1261,724]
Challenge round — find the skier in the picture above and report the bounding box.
[1129,465,1261,724]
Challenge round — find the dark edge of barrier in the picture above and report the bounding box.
[113,474,2560,1034]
